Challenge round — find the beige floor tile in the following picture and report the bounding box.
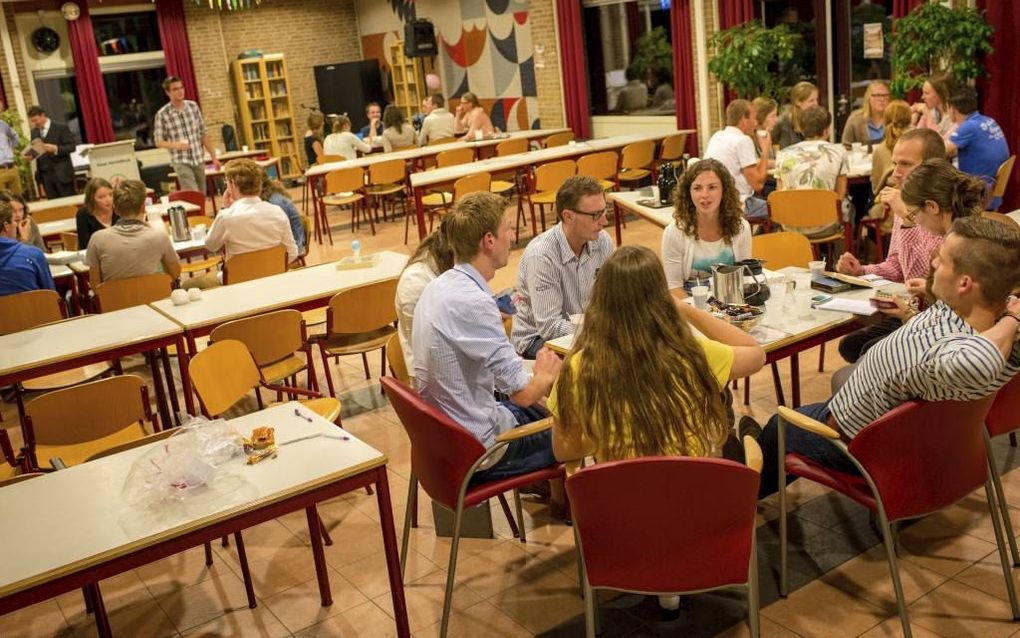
[909,580,1020,638]
[926,492,1020,546]
[455,538,571,599]
[414,600,532,638]
[898,518,999,578]
[712,615,803,638]
[319,508,388,568]
[213,521,306,569]
[56,571,153,626]
[953,549,1020,603]
[242,544,328,599]
[761,578,891,637]
[179,606,290,638]
[294,600,398,637]
[857,615,945,637]
[134,546,235,597]
[371,568,485,632]
[336,547,436,600]
[0,601,71,638]
[69,597,178,638]
[489,567,585,635]
[261,567,367,633]
[821,544,950,612]
[405,527,496,568]
[154,571,257,633]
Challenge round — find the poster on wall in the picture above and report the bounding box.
[863,23,884,59]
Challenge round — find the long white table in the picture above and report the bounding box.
[0,401,410,637]
[35,200,201,240]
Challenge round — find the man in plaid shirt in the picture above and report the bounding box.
[154,76,219,194]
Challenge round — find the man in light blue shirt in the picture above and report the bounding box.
[0,103,20,194]
[413,191,563,482]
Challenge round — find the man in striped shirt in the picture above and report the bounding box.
[511,176,614,358]
[757,216,1020,497]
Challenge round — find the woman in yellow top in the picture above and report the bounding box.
[548,245,766,473]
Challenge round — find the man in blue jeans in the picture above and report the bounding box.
[413,191,563,483]
[757,216,1020,497]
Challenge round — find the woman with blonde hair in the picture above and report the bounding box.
[841,80,891,145]
[75,177,117,249]
[869,100,913,197]
[771,81,818,148]
[322,114,371,161]
[661,158,752,294]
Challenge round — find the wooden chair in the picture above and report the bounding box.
[317,154,344,164]
[526,159,576,236]
[94,273,173,312]
[427,137,458,146]
[385,332,410,385]
[32,203,78,224]
[222,245,288,285]
[983,210,1020,230]
[210,309,318,402]
[0,428,21,481]
[295,214,313,267]
[658,132,689,169]
[189,339,341,424]
[545,131,575,148]
[22,374,155,469]
[320,166,367,239]
[577,151,620,192]
[169,189,206,216]
[617,140,656,188]
[425,173,492,234]
[986,154,1016,211]
[311,277,399,398]
[0,290,112,418]
[491,137,528,198]
[365,158,409,231]
[767,189,852,260]
[59,231,79,252]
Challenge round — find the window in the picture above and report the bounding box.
[92,11,162,56]
[103,66,167,148]
[582,0,673,116]
[33,75,84,142]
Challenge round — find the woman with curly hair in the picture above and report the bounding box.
[661,158,752,294]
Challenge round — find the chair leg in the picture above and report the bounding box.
[361,352,371,380]
[818,343,825,373]
[400,475,418,577]
[513,488,528,543]
[877,511,911,637]
[159,348,180,424]
[318,344,337,398]
[986,435,1020,566]
[85,582,112,638]
[497,492,520,539]
[748,529,761,638]
[204,541,214,566]
[583,577,597,638]
[770,362,786,407]
[440,505,466,638]
[233,531,257,609]
[743,376,751,405]
[82,585,94,614]
[1011,433,1017,447]
[777,421,789,598]
[985,478,1020,619]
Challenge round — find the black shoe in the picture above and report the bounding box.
[738,415,762,441]
[519,480,551,499]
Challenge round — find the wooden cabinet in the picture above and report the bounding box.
[388,42,431,122]
[232,53,302,179]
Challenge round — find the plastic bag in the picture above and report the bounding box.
[122,415,245,508]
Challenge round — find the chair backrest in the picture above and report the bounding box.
[567,456,760,592]
[385,332,410,384]
[545,131,575,148]
[751,232,814,269]
[369,158,407,185]
[25,374,151,448]
[380,376,487,508]
[576,151,619,182]
[428,136,458,147]
[436,147,475,168]
[990,155,1017,200]
[324,167,365,195]
[659,133,688,161]
[982,211,1020,230]
[31,204,78,224]
[0,289,62,335]
[210,309,305,367]
[453,173,492,200]
[188,339,261,417]
[317,154,344,165]
[223,245,288,285]
[620,140,655,170]
[848,395,995,522]
[326,277,399,335]
[985,375,1020,438]
[94,273,173,312]
[496,137,529,157]
[169,189,206,216]
[392,144,418,152]
[767,189,841,228]
[85,427,176,462]
[534,159,577,193]
[59,231,79,251]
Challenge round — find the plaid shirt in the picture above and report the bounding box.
[154,100,206,166]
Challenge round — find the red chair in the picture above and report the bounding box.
[777,397,1020,637]
[380,377,564,638]
[169,189,207,216]
[567,454,763,638]
[984,376,1020,566]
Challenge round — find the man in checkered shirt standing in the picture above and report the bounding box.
[154,76,219,194]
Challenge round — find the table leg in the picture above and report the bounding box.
[613,201,623,245]
[770,361,786,407]
[376,467,411,638]
[179,334,196,418]
[148,350,173,431]
[67,275,80,316]
[85,583,112,638]
[414,187,426,241]
[305,506,333,607]
[790,353,801,408]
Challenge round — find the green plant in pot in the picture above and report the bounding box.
[0,108,32,196]
[708,20,799,99]
[890,1,993,97]
[630,26,673,82]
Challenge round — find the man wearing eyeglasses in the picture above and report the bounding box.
[511,175,614,359]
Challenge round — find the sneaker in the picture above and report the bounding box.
[738,415,762,441]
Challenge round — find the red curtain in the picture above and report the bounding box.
[718,0,753,29]
[892,0,924,19]
[625,3,641,51]
[67,2,113,143]
[671,0,698,154]
[555,0,591,139]
[977,0,1019,210]
[156,0,200,107]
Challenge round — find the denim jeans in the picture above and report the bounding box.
[757,401,860,498]
[470,400,556,484]
[744,195,769,221]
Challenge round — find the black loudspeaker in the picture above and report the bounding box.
[404,19,437,58]
[313,61,386,133]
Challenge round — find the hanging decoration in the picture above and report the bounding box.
[146,0,263,10]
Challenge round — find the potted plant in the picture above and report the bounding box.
[707,20,799,99]
[630,26,673,82]
[0,108,32,196]
[890,1,993,97]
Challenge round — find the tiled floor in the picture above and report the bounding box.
[5,188,1020,637]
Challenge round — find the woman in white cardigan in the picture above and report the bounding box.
[661,158,752,296]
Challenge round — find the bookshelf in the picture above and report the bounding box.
[231,53,302,179]
[388,42,432,121]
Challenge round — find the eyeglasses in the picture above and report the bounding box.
[569,207,609,221]
[870,93,891,100]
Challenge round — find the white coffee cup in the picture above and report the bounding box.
[851,142,863,154]
[242,144,249,152]
[691,285,710,310]
[170,289,190,306]
[160,195,170,206]
[809,260,825,279]
[188,288,202,301]
[474,130,484,141]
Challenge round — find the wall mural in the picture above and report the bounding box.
[360,0,540,131]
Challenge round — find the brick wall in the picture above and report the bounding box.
[694,0,723,146]
[528,0,565,129]
[0,4,32,116]
[183,0,362,151]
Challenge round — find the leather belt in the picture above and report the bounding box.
[0,163,14,169]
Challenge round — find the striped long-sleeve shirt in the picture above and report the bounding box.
[831,301,1020,438]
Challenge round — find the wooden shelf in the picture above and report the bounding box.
[232,53,303,179]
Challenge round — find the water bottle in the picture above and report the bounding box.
[657,161,677,206]
[351,239,361,261]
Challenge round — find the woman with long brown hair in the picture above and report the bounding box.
[380,105,417,152]
[304,112,325,166]
[911,74,957,139]
[75,177,117,249]
[661,158,752,294]
[772,80,818,148]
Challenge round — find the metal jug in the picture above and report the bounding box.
[711,263,764,305]
[168,205,191,242]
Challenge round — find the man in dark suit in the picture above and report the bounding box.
[26,105,77,198]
